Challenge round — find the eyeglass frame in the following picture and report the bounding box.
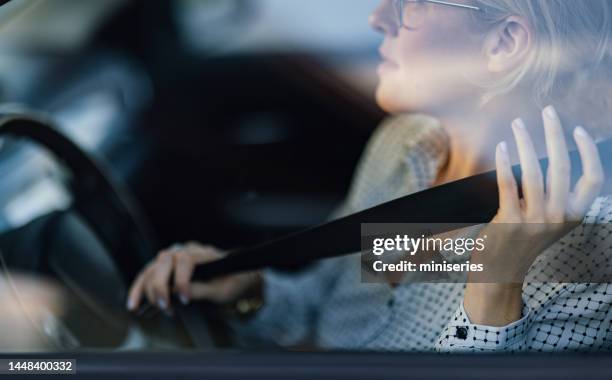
[394,0,484,29]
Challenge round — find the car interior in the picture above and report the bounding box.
[0,0,387,351]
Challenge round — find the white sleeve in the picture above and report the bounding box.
[436,301,532,352]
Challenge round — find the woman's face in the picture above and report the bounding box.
[370,0,487,114]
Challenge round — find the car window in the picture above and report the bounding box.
[0,0,610,360]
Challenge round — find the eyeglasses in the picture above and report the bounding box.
[393,0,483,30]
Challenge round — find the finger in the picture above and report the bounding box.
[192,244,223,264]
[173,251,196,304]
[190,282,226,304]
[571,126,604,216]
[512,118,545,218]
[144,272,157,308]
[188,244,224,264]
[542,106,571,221]
[127,273,146,311]
[496,141,521,218]
[150,250,175,310]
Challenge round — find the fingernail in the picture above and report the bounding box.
[179,294,190,305]
[544,105,557,119]
[512,118,525,130]
[498,141,508,154]
[126,299,135,311]
[574,126,589,138]
[157,299,167,310]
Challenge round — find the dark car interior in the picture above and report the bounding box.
[2,0,383,248]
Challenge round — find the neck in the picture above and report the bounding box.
[432,93,545,185]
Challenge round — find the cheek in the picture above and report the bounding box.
[375,34,451,112]
[374,15,485,113]
[396,35,465,90]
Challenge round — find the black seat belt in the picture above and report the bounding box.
[193,138,612,281]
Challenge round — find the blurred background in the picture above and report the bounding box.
[0,0,386,250]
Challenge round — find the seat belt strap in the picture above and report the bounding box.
[193,138,612,281]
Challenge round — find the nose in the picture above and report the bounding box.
[369,0,399,37]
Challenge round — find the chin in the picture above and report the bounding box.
[375,77,439,116]
[375,83,411,114]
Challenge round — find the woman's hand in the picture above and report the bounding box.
[464,105,604,326]
[126,242,262,314]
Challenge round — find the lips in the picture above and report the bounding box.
[378,49,399,68]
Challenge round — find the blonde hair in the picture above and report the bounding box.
[471,1,611,116]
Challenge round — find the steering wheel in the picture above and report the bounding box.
[0,111,217,350]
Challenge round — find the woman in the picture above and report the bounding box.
[127,0,612,352]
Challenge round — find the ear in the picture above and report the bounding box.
[484,16,532,73]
